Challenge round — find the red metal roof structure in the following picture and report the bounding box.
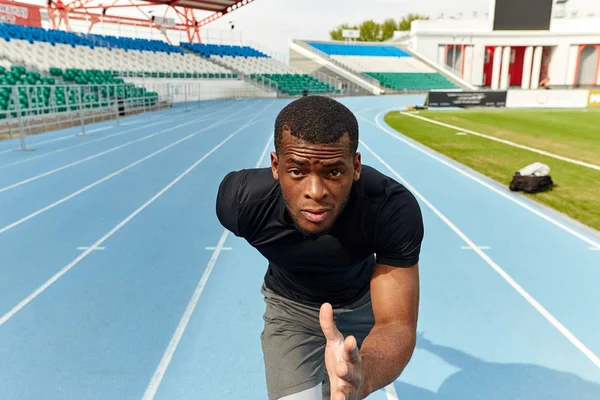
[46,0,258,43]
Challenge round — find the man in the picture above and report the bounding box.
[216,96,424,400]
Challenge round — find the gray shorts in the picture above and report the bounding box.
[260,284,375,400]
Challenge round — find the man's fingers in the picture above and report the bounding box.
[332,386,353,400]
[319,303,341,342]
[336,358,355,383]
[343,335,360,364]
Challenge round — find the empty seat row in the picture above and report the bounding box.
[0,22,183,54]
[210,55,295,75]
[181,43,268,58]
[0,38,234,79]
[332,55,435,73]
[307,42,410,57]
[251,73,341,95]
[0,65,157,119]
[364,72,457,90]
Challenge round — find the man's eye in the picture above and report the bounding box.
[289,169,303,177]
[330,170,342,177]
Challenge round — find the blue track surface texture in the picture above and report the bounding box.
[0,96,599,399]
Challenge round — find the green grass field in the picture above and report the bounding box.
[384,109,600,232]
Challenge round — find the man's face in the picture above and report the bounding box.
[271,130,361,236]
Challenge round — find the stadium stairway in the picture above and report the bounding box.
[180,43,342,96]
[289,40,474,93]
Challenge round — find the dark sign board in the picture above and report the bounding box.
[493,0,553,31]
[426,91,507,108]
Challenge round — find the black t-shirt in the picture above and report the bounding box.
[216,164,424,307]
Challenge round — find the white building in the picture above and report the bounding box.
[395,0,600,89]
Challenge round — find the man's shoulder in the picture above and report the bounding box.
[355,166,424,268]
[216,167,279,237]
[354,164,413,204]
[218,167,279,205]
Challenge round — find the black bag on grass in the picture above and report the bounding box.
[509,162,554,194]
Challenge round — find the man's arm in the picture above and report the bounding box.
[359,262,419,397]
[320,183,423,399]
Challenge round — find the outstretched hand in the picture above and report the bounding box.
[319,303,365,400]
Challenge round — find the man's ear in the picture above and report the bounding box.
[353,152,361,181]
[271,152,279,180]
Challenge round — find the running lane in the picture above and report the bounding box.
[0,99,285,399]
[0,101,262,321]
[354,103,600,399]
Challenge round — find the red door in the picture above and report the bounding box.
[508,46,525,87]
[483,46,495,87]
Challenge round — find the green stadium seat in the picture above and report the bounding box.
[364,72,457,91]
[252,73,337,95]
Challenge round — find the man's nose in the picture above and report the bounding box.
[304,175,327,201]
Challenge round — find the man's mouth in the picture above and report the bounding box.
[300,209,330,223]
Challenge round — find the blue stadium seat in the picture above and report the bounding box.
[307,42,410,57]
[88,34,184,54]
[181,43,268,58]
[0,22,183,53]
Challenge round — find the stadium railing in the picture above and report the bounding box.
[0,83,166,145]
[0,79,284,145]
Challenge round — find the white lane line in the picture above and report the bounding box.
[0,100,274,329]
[462,245,491,250]
[87,126,113,134]
[384,383,399,400]
[0,99,237,156]
[360,139,600,371]
[359,111,600,250]
[0,135,72,155]
[0,121,168,170]
[0,109,253,195]
[205,246,232,251]
[141,119,274,400]
[399,111,600,171]
[0,115,269,235]
[0,132,159,193]
[76,246,105,251]
[0,104,244,170]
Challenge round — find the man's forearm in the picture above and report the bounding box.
[358,322,416,398]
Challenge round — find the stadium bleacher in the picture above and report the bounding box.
[182,42,340,95]
[0,23,177,119]
[306,42,457,91]
[0,23,235,82]
[0,22,350,107]
[0,64,156,119]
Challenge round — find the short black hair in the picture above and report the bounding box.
[274,95,359,154]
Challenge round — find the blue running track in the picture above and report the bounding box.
[1,96,599,399]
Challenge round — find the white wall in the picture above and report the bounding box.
[550,18,600,34]
[506,89,590,108]
[409,30,600,87]
[411,19,493,34]
[412,16,600,35]
[471,43,487,86]
[564,45,580,87]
